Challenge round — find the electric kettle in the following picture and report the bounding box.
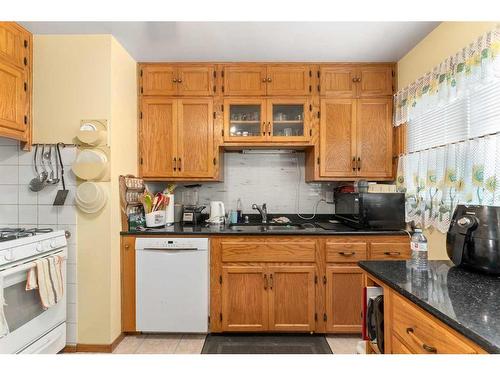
[446,204,500,275]
[207,201,225,224]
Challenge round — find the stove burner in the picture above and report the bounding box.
[0,227,54,242]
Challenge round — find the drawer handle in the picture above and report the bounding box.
[406,328,437,353]
[264,274,268,290]
[339,251,356,256]
[384,251,401,256]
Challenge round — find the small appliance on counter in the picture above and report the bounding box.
[207,201,226,225]
[182,205,206,226]
[447,204,500,275]
[334,192,405,230]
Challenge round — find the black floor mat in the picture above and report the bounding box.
[201,334,333,354]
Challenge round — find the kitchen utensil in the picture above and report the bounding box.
[53,143,69,206]
[29,145,46,192]
[39,144,49,184]
[45,145,56,184]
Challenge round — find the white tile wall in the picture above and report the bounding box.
[148,152,336,215]
[0,138,78,345]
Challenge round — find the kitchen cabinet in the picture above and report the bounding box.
[221,265,269,331]
[121,236,136,332]
[139,97,215,179]
[141,64,214,96]
[223,97,311,143]
[222,65,267,96]
[268,266,316,331]
[0,22,31,146]
[320,64,393,98]
[315,97,392,180]
[222,64,311,96]
[325,266,364,333]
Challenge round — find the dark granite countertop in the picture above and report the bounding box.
[358,260,500,353]
[120,222,407,236]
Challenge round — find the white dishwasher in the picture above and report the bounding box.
[135,237,209,333]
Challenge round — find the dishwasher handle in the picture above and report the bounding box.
[139,247,202,251]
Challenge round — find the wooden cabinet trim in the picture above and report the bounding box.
[221,240,317,263]
[326,242,367,263]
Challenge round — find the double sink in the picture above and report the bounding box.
[229,223,313,232]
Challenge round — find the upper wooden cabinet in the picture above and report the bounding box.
[223,65,267,96]
[223,97,311,144]
[316,97,392,180]
[320,65,394,98]
[222,64,311,96]
[0,22,31,146]
[139,97,216,180]
[140,64,215,96]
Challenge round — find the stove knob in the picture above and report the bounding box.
[50,240,56,249]
[457,217,471,226]
[36,243,43,252]
[4,251,14,261]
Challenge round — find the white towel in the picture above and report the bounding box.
[25,256,65,309]
[0,275,9,338]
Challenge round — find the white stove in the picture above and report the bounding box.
[0,228,68,354]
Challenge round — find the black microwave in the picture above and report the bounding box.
[334,192,405,230]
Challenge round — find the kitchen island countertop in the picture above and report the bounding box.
[359,260,500,353]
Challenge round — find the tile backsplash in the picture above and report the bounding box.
[0,137,78,345]
[148,152,336,215]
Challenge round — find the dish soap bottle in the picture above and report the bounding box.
[411,229,428,270]
[236,198,243,223]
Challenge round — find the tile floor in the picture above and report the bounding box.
[111,334,362,354]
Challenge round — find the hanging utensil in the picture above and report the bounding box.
[51,144,60,185]
[29,145,45,192]
[53,143,69,206]
[39,144,49,184]
[45,144,56,184]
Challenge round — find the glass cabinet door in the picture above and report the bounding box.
[268,100,309,141]
[224,99,266,142]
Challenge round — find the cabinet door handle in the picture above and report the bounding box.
[357,157,361,171]
[384,251,401,256]
[268,122,271,136]
[262,78,267,83]
[339,251,356,256]
[406,328,437,353]
[267,77,272,83]
[172,78,178,83]
[352,77,357,83]
[177,78,182,83]
[178,157,182,172]
[262,122,266,136]
[352,157,356,171]
[264,274,268,290]
[269,274,273,290]
[173,157,177,171]
[124,244,130,249]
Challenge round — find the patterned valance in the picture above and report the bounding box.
[394,26,500,127]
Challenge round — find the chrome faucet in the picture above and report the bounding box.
[252,203,268,224]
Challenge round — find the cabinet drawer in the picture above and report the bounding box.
[392,292,479,354]
[326,242,367,263]
[221,240,316,262]
[391,333,414,354]
[370,242,410,260]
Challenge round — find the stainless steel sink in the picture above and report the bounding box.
[229,224,306,232]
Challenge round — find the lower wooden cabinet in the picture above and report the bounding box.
[268,266,316,331]
[121,236,136,332]
[325,265,364,333]
[221,265,268,331]
[220,264,316,332]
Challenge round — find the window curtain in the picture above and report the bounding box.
[394,26,500,232]
[397,134,500,233]
[394,27,500,127]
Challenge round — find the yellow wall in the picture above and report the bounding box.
[109,37,137,341]
[397,22,498,259]
[398,22,499,89]
[33,35,137,345]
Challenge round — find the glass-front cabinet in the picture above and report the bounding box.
[223,98,310,143]
[224,99,267,142]
[267,99,308,142]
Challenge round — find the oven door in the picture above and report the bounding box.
[0,249,67,354]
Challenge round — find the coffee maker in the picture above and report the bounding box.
[446,205,500,275]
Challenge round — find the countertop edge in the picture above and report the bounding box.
[120,230,408,236]
[358,261,499,354]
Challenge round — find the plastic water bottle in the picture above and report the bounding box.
[411,229,428,270]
